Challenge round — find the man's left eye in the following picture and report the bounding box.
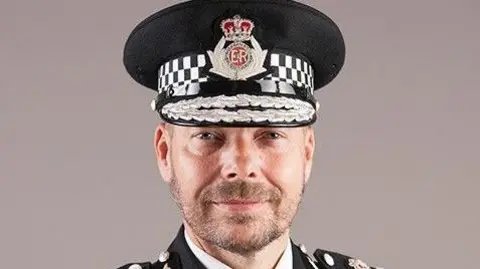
[263,132,281,139]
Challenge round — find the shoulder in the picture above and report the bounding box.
[310,247,384,269]
[117,261,171,269]
[117,262,154,269]
[117,251,176,269]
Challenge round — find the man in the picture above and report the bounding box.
[119,0,382,268]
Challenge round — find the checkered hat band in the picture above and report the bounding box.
[262,54,314,93]
[158,53,314,93]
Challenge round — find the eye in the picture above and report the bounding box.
[195,132,220,141]
[262,131,282,140]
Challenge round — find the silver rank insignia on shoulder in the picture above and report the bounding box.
[348,258,370,269]
[158,250,171,269]
[207,15,268,80]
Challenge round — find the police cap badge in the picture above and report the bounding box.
[123,0,345,127]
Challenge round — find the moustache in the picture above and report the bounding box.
[200,180,282,205]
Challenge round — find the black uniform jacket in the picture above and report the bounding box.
[118,226,381,269]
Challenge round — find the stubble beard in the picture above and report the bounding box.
[169,172,305,255]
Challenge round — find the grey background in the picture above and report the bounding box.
[1,0,479,268]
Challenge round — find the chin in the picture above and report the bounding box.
[213,220,284,254]
[221,217,273,237]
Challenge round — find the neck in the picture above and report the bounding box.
[184,222,290,269]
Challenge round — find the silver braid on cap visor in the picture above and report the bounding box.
[161,94,316,123]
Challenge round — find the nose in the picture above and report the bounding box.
[220,137,260,181]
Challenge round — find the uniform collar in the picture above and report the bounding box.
[184,228,293,269]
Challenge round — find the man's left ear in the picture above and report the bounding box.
[304,127,315,184]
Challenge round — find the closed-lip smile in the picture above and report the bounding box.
[215,199,263,204]
[212,199,268,212]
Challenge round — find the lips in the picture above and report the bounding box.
[212,199,269,212]
[214,199,264,204]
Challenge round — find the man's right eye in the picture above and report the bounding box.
[195,132,218,140]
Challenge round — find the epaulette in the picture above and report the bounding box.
[117,262,153,269]
[117,250,175,269]
[298,244,384,269]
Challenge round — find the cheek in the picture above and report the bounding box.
[171,145,220,199]
[262,148,305,192]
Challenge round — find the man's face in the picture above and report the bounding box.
[155,124,315,254]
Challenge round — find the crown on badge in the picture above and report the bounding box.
[221,15,255,42]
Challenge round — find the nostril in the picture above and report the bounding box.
[227,172,237,179]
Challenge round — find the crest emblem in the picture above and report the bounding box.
[207,15,267,80]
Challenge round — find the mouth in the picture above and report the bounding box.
[212,199,268,212]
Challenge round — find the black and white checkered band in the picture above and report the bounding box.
[158,53,314,94]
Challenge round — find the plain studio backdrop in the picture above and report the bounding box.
[1,0,479,268]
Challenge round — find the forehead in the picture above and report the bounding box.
[168,124,308,135]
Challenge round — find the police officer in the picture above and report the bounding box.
[119,0,382,268]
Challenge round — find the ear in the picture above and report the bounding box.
[303,126,315,184]
[154,123,173,183]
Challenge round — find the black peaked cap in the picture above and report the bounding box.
[123,0,346,92]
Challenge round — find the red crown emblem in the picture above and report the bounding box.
[221,15,255,42]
